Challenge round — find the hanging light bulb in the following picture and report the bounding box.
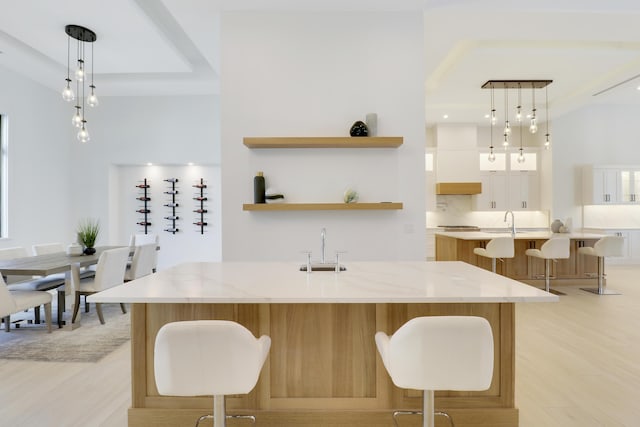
[72,106,83,128]
[488,149,496,162]
[62,80,75,102]
[503,89,511,136]
[503,132,509,148]
[61,38,74,102]
[75,58,85,82]
[490,84,497,126]
[529,83,538,133]
[515,83,522,122]
[87,85,99,107]
[77,120,90,143]
[86,43,98,107]
[544,86,551,149]
[517,118,525,163]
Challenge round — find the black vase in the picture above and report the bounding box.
[349,121,368,137]
[83,247,96,256]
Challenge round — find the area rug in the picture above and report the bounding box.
[0,303,130,363]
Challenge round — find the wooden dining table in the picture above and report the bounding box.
[0,246,124,330]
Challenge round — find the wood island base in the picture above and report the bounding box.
[129,302,519,427]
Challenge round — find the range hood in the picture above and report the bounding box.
[435,182,482,195]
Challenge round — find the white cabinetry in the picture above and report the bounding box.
[583,229,640,264]
[583,166,620,204]
[475,172,507,210]
[619,168,640,203]
[474,151,539,211]
[507,172,539,211]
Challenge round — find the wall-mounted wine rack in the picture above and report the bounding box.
[163,178,179,234]
[193,178,208,234]
[136,178,151,234]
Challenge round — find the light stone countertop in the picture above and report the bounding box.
[87,261,558,304]
[434,230,606,240]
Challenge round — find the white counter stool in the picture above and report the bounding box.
[525,237,570,295]
[375,316,494,427]
[473,237,514,273]
[154,320,271,427]
[578,235,625,295]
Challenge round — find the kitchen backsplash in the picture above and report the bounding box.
[427,195,550,229]
[583,205,640,229]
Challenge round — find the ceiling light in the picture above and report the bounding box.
[443,114,449,119]
[482,80,552,156]
[62,25,97,143]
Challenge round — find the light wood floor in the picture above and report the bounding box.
[1,265,639,426]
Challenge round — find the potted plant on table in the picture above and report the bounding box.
[77,218,100,255]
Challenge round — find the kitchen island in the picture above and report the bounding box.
[88,261,557,427]
[436,231,605,286]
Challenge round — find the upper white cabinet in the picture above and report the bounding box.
[474,171,508,210]
[581,165,640,205]
[507,171,539,211]
[475,151,540,211]
[619,168,640,203]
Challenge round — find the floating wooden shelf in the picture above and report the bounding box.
[243,202,403,211]
[435,182,482,195]
[243,136,403,149]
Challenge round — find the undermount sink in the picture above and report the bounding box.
[300,263,347,272]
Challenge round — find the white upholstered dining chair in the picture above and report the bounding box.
[72,247,130,325]
[129,233,159,272]
[124,243,156,281]
[1,275,52,333]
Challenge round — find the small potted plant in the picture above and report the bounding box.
[77,218,100,255]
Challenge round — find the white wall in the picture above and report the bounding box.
[221,11,426,262]
[0,66,73,250]
[116,165,221,268]
[552,104,640,228]
[69,95,221,267]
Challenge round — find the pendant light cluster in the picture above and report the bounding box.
[482,80,552,163]
[62,25,98,143]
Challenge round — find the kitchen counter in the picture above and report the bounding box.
[436,232,603,285]
[435,230,605,240]
[90,261,556,427]
[89,261,556,304]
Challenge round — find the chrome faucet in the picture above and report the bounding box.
[504,210,516,236]
[320,228,326,264]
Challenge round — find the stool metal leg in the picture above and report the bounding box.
[581,256,620,295]
[213,395,226,427]
[543,259,565,296]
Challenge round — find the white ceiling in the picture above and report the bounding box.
[1,0,640,125]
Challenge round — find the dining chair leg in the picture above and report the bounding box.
[95,303,105,325]
[120,303,127,314]
[44,303,52,333]
[3,316,9,332]
[72,292,82,323]
[34,305,41,324]
[57,290,65,327]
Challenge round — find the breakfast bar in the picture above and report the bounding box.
[88,261,557,427]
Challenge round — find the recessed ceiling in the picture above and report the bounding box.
[0,0,639,125]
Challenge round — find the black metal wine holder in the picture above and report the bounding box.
[163,178,179,234]
[193,178,208,235]
[136,178,151,234]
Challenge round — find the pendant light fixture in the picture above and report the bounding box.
[488,83,496,162]
[62,25,97,143]
[481,80,552,155]
[544,86,551,150]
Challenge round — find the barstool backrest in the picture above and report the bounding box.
[154,320,271,396]
[375,316,494,391]
[593,235,624,257]
[540,237,570,259]
[485,237,515,258]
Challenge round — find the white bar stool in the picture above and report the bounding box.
[578,235,624,295]
[525,237,570,294]
[154,320,271,427]
[473,237,515,273]
[375,316,494,427]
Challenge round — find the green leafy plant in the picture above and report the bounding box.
[77,218,100,248]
